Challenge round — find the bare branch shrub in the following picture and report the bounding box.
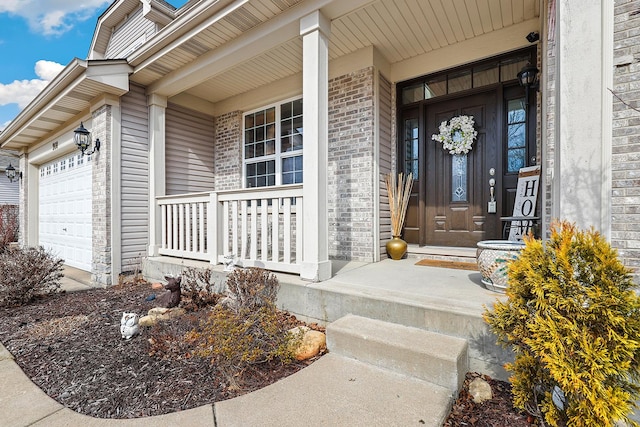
[0,204,19,253]
[223,267,279,312]
[180,267,222,311]
[0,246,63,307]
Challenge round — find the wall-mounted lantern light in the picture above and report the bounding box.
[517,63,539,106]
[5,163,21,183]
[73,122,100,156]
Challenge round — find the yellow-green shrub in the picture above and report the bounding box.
[484,221,640,427]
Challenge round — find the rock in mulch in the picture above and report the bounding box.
[468,377,492,403]
[289,326,326,361]
[139,307,187,327]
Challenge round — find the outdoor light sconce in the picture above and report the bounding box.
[517,63,539,106]
[5,163,21,183]
[73,122,100,156]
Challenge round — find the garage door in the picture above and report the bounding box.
[39,153,92,271]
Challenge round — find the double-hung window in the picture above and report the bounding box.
[243,97,303,188]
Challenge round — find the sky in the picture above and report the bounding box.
[0,0,189,131]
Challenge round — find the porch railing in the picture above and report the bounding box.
[156,185,303,274]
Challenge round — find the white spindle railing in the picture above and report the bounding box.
[157,185,303,274]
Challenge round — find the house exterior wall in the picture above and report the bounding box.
[120,84,149,271]
[105,6,156,58]
[213,111,242,191]
[165,104,215,195]
[0,178,18,205]
[612,0,640,276]
[327,67,376,262]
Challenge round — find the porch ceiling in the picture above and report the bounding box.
[133,0,540,104]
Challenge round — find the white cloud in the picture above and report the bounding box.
[0,60,65,110]
[0,0,109,36]
[0,120,11,131]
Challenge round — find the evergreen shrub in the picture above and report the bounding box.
[484,221,640,427]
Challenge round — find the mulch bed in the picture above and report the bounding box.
[444,372,535,426]
[0,282,320,419]
[0,281,535,424]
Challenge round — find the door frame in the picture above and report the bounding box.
[396,48,537,247]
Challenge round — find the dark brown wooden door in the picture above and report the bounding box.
[424,91,499,246]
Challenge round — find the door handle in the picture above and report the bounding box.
[488,178,496,213]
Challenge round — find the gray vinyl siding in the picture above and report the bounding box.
[105,7,156,59]
[378,74,393,259]
[0,178,18,205]
[165,104,215,195]
[120,84,149,271]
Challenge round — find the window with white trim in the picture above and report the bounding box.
[243,97,303,188]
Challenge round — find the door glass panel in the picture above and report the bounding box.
[403,118,419,179]
[451,154,468,202]
[506,98,526,173]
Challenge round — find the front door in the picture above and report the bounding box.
[425,91,499,246]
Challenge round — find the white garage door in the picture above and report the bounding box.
[39,153,92,271]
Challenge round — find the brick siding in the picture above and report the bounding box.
[612,0,640,277]
[214,111,242,191]
[91,105,112,287]
[328,67,376,261]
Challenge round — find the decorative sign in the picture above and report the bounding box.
[508,165,541,241]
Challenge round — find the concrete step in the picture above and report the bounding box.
[327,314,468,394]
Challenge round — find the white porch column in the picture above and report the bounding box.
[553,1,613,233]
[148,94,167,256]
[300,11,331,282]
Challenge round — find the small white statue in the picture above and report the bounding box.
[120,312,140,340]
[223,254,236,272]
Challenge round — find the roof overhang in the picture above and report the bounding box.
[0,59,133,150]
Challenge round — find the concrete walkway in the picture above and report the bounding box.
[0,342,451,427]
[0,261,466,427]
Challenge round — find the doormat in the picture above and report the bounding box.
[415,258,478,271]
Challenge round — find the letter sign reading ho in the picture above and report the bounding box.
[508,165,541,241]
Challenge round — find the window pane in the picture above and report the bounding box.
[281,136,291,152]
[267,161,275,174]
[266,123,275,139]
[245,129,254,144]
[508,149,526,173]
[281,101,292,119]
[245,144,254,159]
[473,63,499,87]
[293,99,302,116]
[448,70,472,94]
[245,115,254,128]
[255,142,265,157]
[402,83,424,104]
[283,157,293,172]
[507,123,525,148]
[266,140,275,155]
[403,118,419,179]
[255,111,265,126]
[281,120,292,136]
[500,57,530,82]
[425,76,446,99]
[266,107,275,123]
[507,99,526,123]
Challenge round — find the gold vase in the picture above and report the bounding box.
[386,236,407,260]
